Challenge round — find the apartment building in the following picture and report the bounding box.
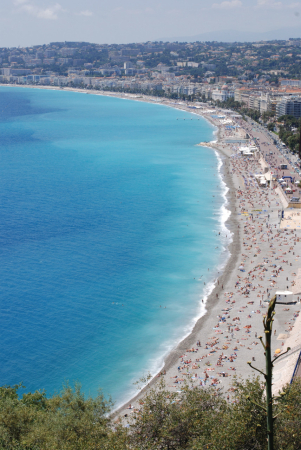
[248,94,261,111]
[276,96,301,118]
[2,68,31,76]
[280,79,301,87]
[211,86,234,102]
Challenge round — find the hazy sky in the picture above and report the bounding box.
[1,0,301,47]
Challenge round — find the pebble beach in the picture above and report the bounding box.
[112,98,301,418]
[2,84,301,416]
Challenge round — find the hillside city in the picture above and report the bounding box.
[2,34,301,450]
[2,39,301,152]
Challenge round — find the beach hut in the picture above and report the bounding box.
[239,146,249,154]
[275,290,295,304]
[259,177,267,187]
[265,172,276,181]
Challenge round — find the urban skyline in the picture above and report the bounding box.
[2,38,301,156]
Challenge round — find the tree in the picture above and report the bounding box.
[262,111,276,123]
[278,116,300,153]
[0,383,114,450]
[127,379,226,450]
[241,108,261,122]
[278,115,299,130]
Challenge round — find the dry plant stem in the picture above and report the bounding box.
[247,296,291,450]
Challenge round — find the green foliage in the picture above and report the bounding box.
[124,377,301,450]
[0,377,300,449]
[262,111,276,123]
[278,115,300,153]
[241,108,261,122]
[127,379,225,450]
[0,383,113,450]
[215,97,242,111]
[125,381,219,449]
[190,377,267,450]
[275,380,301,450]
[278,115,300,130]
[143,50,172,68]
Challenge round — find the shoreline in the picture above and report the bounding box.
[111,99,301,418]
[113,154,239,416]
[2,84,300,419]
[0,83,250,413]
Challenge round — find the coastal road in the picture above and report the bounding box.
[244,120,301,200]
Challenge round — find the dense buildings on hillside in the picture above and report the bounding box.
[2,39,301,118]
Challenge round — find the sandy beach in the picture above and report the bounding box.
[2,83,301,417]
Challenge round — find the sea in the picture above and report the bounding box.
[0,86,230,408]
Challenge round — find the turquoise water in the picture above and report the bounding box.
[0,87,228,407]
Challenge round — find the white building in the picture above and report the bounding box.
[124,61,133,69]
[280,79,301,87]
[211,86,234,102]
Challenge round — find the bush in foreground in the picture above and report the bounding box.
[0,378,300,449]
[126,377,301,450]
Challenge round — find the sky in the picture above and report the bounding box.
[1,0,301,47]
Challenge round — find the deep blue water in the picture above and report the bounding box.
[0,87,228,407]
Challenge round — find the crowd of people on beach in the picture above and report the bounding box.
[121,107,301,416]
[163,144,301,395]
